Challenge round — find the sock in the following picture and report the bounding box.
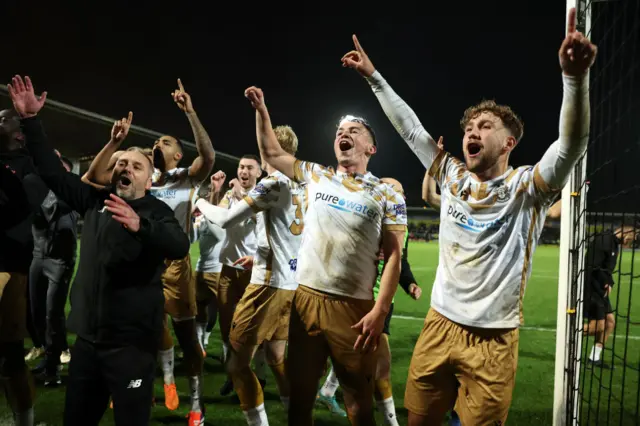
[222,342,230,363]
[254,347,267,381]
[320,366,339,398]
[377,397,399,426]
[280,396,290,411]
[188,375,202,412]
[196,322,207,350]
[243,403,269,426]
[589,344,603,362]
[159,347,175,384]
[204,331,212,347]
[13,407,34,426]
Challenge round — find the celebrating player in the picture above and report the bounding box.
[342,7,596,425]
[245,85,407,425]
[195,125,303,425]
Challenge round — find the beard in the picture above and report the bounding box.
[115,186,136,200]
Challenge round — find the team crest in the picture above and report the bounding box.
[496,184,510,202]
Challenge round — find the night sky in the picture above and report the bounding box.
[2,4,584,204]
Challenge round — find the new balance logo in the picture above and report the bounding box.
[127,379,143,389]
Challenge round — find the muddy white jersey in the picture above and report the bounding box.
[431,153,558,328]
[243,171,305,290]
[150,167,198,242]
[292,160,407,300]
[218,189,257,268]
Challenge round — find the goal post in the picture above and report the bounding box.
[553,1,591,425]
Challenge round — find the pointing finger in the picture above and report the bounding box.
[352,34,364,53]
[177,78,185,92]
[567,7,577,34]
[127,111,133,124]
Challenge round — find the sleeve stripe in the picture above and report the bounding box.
[244,196,264,213]
[383,224,408,232]
[533,164,560,194]
[428,150,446,180]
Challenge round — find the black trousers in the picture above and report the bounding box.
[29,256,73,369]
[63,337,156,426]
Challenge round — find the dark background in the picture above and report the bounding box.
[1,3,638,212]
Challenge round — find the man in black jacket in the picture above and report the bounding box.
[29,150,79,386]
[0,107,49,426]
[583,226,634,367]
[8,75,191,426]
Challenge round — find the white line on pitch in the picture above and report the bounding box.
[394,314,640,341]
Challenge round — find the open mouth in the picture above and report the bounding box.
[467,142,482,158]
[118,175,132,188]
[339,139,353,152]
[239,176,249,185]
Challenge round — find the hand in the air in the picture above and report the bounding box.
[244,86,265,110]
[408,283,422,300]
[351,307,386,353]
[104,193,141,232]
[172,79,195,114]
[436,136,444,151]
[559,8,597,77]
[229,178,243,200]
[111,112,133,143]
[341,35,376,78]
[210,171,227,193]
[233,256,254,270]
[7,75,47,118]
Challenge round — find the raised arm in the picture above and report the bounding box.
[82,112,133,188]
[245,86,297,179]
[194,197,253,229]
[422,136,444,209]
[171,79,215,182]
[8,76,98,215]
[534,8,596,192]
[341,35,441,170]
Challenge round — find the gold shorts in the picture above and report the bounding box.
[287,285,377,402]
[0,272,28,343]
[404,308,519,424]
[195,271,221,304]
[230,284,295,346]
[162,254,196,320]
[218,265,252,341]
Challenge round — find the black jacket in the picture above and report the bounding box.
[585,230,619,298]
[22,116,190,351]
[0,150,49,273]
[32,190,79,262]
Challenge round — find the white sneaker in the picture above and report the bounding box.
[60,350,71,364]
[24,346,45,361]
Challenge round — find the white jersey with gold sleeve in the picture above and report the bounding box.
[218,189,258,268]
[430,152,558,328]
[292,160,408,300]
[243,171,305,290]
[150,167,199,242]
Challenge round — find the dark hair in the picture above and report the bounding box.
[240,154,261,165]
[339,115,377,147]
[171,136,184,153]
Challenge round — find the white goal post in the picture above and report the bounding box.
[553,1,591,425]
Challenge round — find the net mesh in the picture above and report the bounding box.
[565,1,640,424]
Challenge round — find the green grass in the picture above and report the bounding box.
[2,242,639,425]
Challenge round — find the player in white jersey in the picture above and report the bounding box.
[193,178,227,355]
[342,9,597,424]
[195,125,303,425]
[209,155,262,396]
[244,86,407,426]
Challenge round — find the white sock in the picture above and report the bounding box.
[589,344,603,362]
[188,375,202,412]
[377,397,399,426]
[320,366,339,398]
[196,322,206,350]
[222,342,230,363]
[204,331,212,347]
[243,403,269,426]
[254,347,267,381]
[158,347,175,384]
[14,407,34,426]
[280,396,290,411]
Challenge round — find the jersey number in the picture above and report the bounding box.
[289,194,304,235]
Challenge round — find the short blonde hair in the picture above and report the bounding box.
[460,100,524,142]
[273,125,298,155]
